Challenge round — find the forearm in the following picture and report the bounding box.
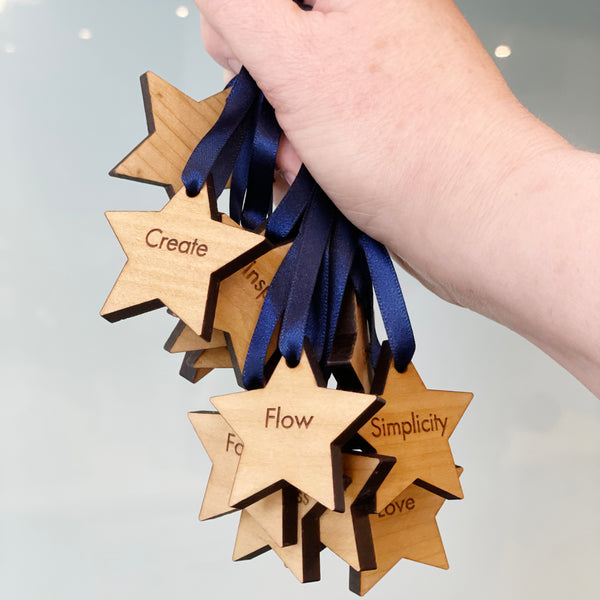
[394,135,600,395]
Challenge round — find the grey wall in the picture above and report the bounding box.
[1,1,598,599]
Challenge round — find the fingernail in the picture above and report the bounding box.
[227,58,242,74]
[282,171,295,185]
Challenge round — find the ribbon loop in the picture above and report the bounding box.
[182,68,416,387]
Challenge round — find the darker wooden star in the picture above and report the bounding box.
[110,72,228,197]
[100,183,271,338]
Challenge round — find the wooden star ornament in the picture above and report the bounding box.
[100,182,271,338]
[110,72,229,197]
[188,411,297,547]
[349,467,464,596]
[211,350,384,512]
[359,343,472,511]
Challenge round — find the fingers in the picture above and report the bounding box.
[194,0,306,61]
[276,135,302,184]
[200,15,235,70]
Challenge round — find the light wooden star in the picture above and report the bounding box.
[349,467,463,596]
[211,351,384,512]
[359,343,472,511]
[320,452,395,571]
[233,493,327,583]
[188,411,297,547]
[110,72,229,197]
[100,183,270,338]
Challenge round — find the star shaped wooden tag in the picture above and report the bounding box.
[320,452,395,572]
[110,72,229,197]
[349,467,463,596]
[233,492,327,583]
[211,350,384,512]
[100,183,271,338]
[188,411,297,546]
[329,290,373,393]
[359,343,472,510]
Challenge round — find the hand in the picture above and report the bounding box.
[196,1,565,260]
[195,0,600,396]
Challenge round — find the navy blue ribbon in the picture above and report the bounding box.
[358,234,415,371]
[182,68,260,199]
[182,67,416,387]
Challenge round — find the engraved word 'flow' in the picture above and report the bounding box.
[265,406,314,429]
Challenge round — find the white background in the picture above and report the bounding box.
[1,1,599,599]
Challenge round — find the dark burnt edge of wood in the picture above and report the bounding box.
[233,544,271,562]
[281,484,299,547]
[255,330,283,387]
[199,505,238,522]
[164,319,187,352]
[200,275,219,342]
[230,479,287,511]
[202,174,219,221]
[342,434,377,454]
[300,502,328,583]
[329,284,357,362]
[206,236,273,342]
[348,567,363,596]
[224,331,245,389]
[369,340,393,395]
[413,478,462,501]
[350,506,377,572]
[333,364,364,393]
[212,235,274,282]
[330,396,385,513]
[330,285,374,392]
[342,453,396,571]
[193,368,213,383]
[179,350,210,384]
[352,453,396,514]
[101,298,164,323]
[108,72,176,198]
[299,338,327,388]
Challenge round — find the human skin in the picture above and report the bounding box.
[194,0,600,396]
